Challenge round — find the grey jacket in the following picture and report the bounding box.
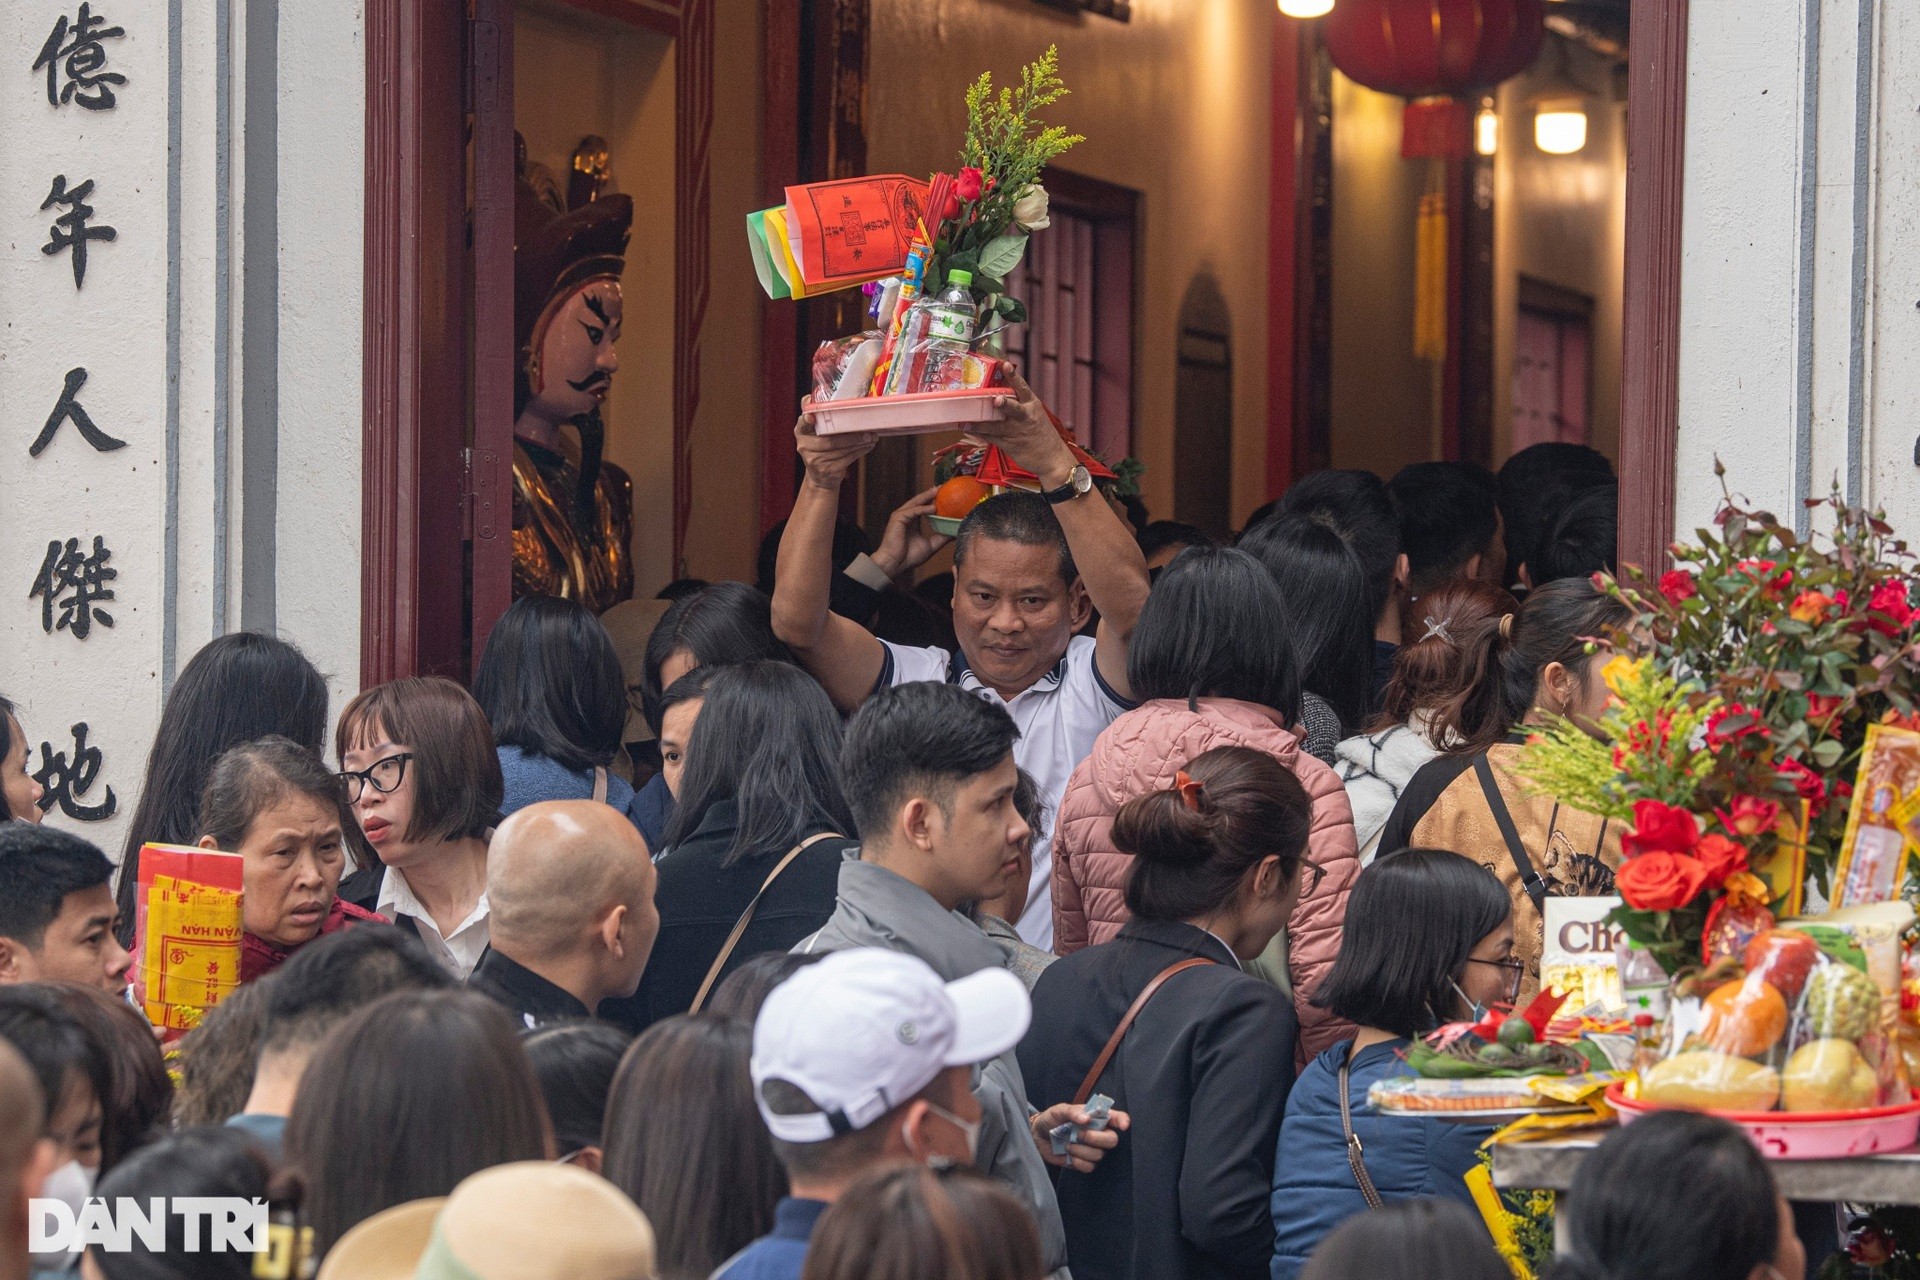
[801,858,1071,1277]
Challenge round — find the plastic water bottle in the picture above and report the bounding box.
[928,269,979,347]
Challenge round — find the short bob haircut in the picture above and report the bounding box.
[1314,849,1512,1037]
[335,677,504,844]
[1127,545,1301,727]
[641,582,793,735]
[473,594,626,773]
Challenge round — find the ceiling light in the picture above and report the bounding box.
[1475,104,1499,156]
[1534,102,1588,155]
[1278,0,1335,17]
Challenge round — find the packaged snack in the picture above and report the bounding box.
[1541,897,1626,1011]
[1832,724,1920,907]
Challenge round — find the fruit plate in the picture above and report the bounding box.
[1608,1083,1920,1159]
[928,515,964,537]
[810,389,1011,438]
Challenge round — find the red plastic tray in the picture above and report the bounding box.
[809,388,1011,438]
[1608,1082,1920,1158]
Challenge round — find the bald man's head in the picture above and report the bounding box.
[0,1037,48,1277]
[488,802,656,988]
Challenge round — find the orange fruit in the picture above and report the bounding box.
[934,475,991,519]
[1701,975,1789,1057]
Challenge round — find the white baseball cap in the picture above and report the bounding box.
[750,948,1031,1144]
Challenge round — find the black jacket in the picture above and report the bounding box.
[1018,919,1298,1280]
[467,947,592,1029]
[598,800,853,1034]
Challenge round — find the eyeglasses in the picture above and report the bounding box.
[1466,956,1526,1003]
[1297,861,1327,896]
[337,752,413,803]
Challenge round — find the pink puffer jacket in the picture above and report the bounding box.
[1051,697,1359,1060]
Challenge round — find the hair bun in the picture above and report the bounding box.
[1112,788,1214,868]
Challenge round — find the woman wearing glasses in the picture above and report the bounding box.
[335,677,504,978]
[1267,849,1517,1280]
[1018,745,1311,1280]
[192,736,382,983]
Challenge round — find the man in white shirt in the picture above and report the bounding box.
[771,373,1150,948]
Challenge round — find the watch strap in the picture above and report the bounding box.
[1042,465,1091,506]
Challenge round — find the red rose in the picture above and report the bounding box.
[1693,834,1750,887]
[1706,704,1767,751]
[1717,795,1782,838]
[1616,852,1713,911]
[1659,570,1698,603]
[956,167,984,202]
[1806,692,1845,732]
[1779,758,1829,814]
[1623,799,1701,857]
[939,190,962,222]
[1869,580,1915,635]
[1735,558,1794,597]
[1835,588,1852,612]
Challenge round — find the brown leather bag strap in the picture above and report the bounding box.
[1338,1043,1386,1210]
[1071,957,1215,1106]
[688,833,841,1014]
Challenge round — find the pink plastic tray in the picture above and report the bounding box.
[809,388,1011,438]
[1608,1082,1920,1159]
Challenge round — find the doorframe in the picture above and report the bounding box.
[363,0,716,683]
[1620,0,1688,573]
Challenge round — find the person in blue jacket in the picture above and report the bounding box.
[1269,849,1518,1279]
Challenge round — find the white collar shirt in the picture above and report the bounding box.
[376,869,491,979]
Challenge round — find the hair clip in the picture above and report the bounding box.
[1173,770,1205,812]
[1419,617,1453,645]
[1498,614,1515,641]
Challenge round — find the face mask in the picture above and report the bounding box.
[911,1100,981,1168]
[33,1160,95,1258]
[1451,979,1487,1027]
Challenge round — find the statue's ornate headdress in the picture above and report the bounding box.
[514,153,632,414]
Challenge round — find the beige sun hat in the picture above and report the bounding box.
[317,1162,656,1280]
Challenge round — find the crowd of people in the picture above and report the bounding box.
[0,394,1810,1280]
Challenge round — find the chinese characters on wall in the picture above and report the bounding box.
[21,5,128,823]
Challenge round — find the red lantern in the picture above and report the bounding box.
[1322,0,1545,158]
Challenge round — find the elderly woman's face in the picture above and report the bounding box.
[219,791,346,947]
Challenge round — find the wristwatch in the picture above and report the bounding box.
[1042,464,1094,506]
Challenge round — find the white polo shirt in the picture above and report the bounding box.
[376,869,492,979]
[880,633,1133,950]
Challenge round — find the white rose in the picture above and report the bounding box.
[1011,184,1051,231]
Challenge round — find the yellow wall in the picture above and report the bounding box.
[865,0,1276,527]
[1327,72,1432,477]
[1493,41,1626,465]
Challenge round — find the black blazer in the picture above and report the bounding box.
[1017,918,1298,1280]
[598,799,853,1034]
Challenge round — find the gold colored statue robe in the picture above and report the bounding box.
[511,435,635,614]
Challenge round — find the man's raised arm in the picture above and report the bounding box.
[769,412,889,713]
[971,375,1151,700]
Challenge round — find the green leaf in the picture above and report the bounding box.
[993,294,1028,324]
[1811,738,1845,768]
[977,235,1029,281]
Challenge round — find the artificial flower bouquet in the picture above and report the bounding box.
[761,49,1085,433]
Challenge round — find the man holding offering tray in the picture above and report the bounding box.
[773,372,1151,949]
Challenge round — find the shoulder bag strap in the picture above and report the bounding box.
[1338,1043,1386,1210]
[1472,754,1548,911]
[1071,956,1215,1106]
[688,832,842,1014]
[591,766,609,805]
